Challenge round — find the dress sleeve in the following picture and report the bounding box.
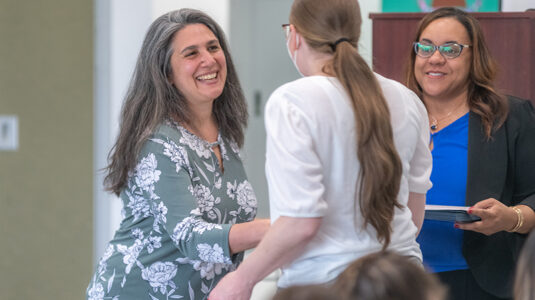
[128,136,233,265]
[407,93,433,194]
[514,100,535,211]
[264,90,327,219]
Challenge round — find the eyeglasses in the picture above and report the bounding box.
[413,42,470,59]
[282,24,290,39]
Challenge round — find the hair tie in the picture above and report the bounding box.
[331,38,350,51]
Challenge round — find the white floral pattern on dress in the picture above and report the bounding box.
[97,244,115,275]
[176,242,234,281]
[227,181,237,199]
[87,282,105,300]
[87,123,255,300]
[152,138,193,177]
[135,153,161,198]
[117,239,144,274]
[132,228,144,240]
[141,261,178,295]
[229,141,240,157]
[176,257,231,281]
[146,235,162,254]
[151,201,168,233]
[214,177,222,190]
[197,243,232,265]
[227,180,257,220]
[178,127,212,159]
[172,214,223,243]
[125,189,151,222]
[219,139,229,161]
[235,181,257,215]
[189,184,221,215]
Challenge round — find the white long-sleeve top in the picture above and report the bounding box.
[265,74,432,287]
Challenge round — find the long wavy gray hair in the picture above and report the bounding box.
[105,9,247,195]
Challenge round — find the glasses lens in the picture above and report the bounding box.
[415,42,436,57]
[439,43,462,58]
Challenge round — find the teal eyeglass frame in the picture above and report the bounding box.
[413,42,471,59]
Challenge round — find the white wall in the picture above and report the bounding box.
[359,0,382,66]
[153,0,230,34]
[94,0,152,265]
[502,0,535,11]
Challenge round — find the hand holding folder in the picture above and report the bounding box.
[424,204,482,223]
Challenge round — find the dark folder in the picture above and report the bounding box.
[424,205,481,223]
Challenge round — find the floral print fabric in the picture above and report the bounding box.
[87,122,257,300]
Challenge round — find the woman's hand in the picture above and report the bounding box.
[455,198,517,235]
[208,270,254,300]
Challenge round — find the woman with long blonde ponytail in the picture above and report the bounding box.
[209,1,432,299]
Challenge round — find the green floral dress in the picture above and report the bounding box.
[87,121,257,300]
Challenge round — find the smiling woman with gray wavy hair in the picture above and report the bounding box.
[86,8,269,300]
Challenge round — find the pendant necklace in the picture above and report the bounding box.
[429,101,467,131]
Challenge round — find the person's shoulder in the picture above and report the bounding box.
[504,95,535,128]
[507,95,533,112]
[268,76,334,108]
[272,76,330,97]
[375,72,403,89]
[375,73,425,113]
[148,122,174,140]
[375,73,418,99]
[141,122,182,150]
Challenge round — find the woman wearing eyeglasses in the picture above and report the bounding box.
[405,7,535,300]
[209,0,433,299]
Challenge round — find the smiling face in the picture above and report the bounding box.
[168,23,227,108]
[414,17,472,103]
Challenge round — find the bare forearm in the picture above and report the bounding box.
[228,219,270,254]
[408,192,426,235]
[233,216,322,285]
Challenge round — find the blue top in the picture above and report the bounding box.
[417,112,469,273]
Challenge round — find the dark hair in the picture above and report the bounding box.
[272,284,333,300]
[289,0,402,249]
[405,6,508,138]
[514,231,535,300]
[105,9,247,195]
[333,251,447,300]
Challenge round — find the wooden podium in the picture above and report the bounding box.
[369,11,535,104]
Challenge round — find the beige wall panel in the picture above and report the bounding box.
[0,0,93,298]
